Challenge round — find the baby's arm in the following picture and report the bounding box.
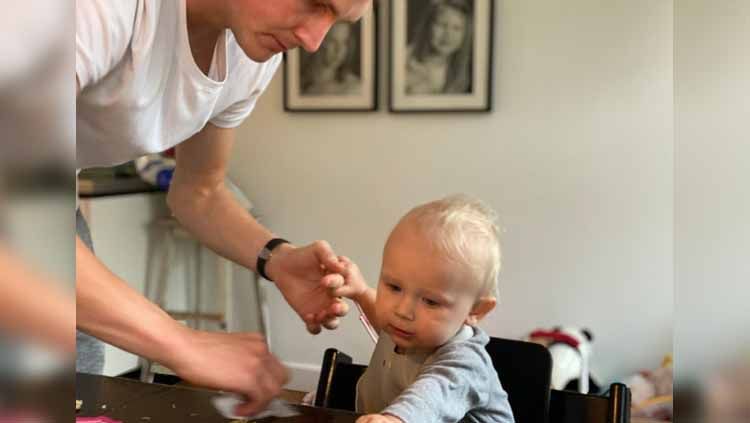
[329,256,380,331]
[356,414,403,423]
[380,343,510,423]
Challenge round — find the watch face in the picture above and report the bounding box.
[259,248,272,260]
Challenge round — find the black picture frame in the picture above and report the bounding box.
[284,6,379,112]
[389,0,494,113]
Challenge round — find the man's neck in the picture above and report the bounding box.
[186,0,229,31]
[186,0,228,75]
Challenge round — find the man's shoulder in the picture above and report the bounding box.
[77,0,140,36]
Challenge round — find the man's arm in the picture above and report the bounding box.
[168,124,349,333]
[166,123,273,275]
[75,236,187,364]
[0,246,75,354]
[76,236,288,416]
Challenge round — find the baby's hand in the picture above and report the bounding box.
[322,255,369,302]
[356,413,404,423]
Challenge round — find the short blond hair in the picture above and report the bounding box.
[401,194,502,297]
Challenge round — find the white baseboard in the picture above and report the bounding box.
[283,361,321,392]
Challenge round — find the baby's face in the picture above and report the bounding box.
[375,220,482,352]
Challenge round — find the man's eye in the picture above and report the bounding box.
[314,1,334,16]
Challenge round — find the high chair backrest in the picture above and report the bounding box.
[314,348,366,410]
[314,337,553,423]
[548,383,631,423]
[485,337,553,423]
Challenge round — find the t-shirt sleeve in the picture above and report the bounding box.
[209,54,282,128]
[381,342,495,423]
[76,0,138,90]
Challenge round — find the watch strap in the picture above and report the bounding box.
[257,238,289,282]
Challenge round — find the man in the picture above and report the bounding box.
[76,0,371,416]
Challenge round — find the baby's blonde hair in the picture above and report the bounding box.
[401,194,502,297]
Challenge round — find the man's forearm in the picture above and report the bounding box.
[166,180,272,273]
[0,246,75,353]
[76,237,188,367]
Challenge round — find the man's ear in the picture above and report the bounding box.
[465,296,496,326]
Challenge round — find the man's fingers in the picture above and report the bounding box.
[233,382,269,417]
[267,356,290,387]
[305,301,346,333]
[234,395,268,418]
[330,299,349,317]
[302,313,321,334]
[322,317,340,330]
[311,240,345,273]
[322,272,345,289]
[307,323,322,334]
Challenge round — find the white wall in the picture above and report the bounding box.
[229,0,674,390]
[675,0,750,382]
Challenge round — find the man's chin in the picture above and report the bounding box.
[238,44,278,63]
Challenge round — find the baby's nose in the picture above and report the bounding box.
[394,297,415,320]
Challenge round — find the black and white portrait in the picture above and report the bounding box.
[405,0,474,95]
[299,21,362,96]
[390,0,493,112]
[284,8,378,112]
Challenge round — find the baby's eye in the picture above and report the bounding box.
[422,298,440,307]
[387,283,402,293]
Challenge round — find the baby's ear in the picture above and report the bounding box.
[465,296,496,326]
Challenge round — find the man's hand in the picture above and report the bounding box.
[356,413,404,423]
[167,328,288,417]
[265,240,350,334]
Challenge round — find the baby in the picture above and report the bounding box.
[332,195,515,423]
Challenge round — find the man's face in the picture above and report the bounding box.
[229,0,371,62]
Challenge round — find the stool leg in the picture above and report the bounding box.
[254,272,271,350]
[141,225,171,383]
[139,356,154,383]
[142,226,159,301]
[216,256,229,331]
[155,229,175,309]
[193,241,203,330]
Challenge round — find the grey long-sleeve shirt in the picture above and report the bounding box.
[356,325,515,423]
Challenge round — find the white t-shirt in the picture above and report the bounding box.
[76,0,281,169]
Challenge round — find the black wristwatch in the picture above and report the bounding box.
[256,238,290,282]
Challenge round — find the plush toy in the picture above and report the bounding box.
[528,326,600,394]
[623,354,673,420]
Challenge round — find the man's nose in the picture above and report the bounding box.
[294,15,336,53]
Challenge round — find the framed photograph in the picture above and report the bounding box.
[390,0,494,112]
[284,7,378,112]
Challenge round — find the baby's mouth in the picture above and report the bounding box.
[388,324,414,339]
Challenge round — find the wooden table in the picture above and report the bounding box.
[76,373,359,422]
[76,374,672,423]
